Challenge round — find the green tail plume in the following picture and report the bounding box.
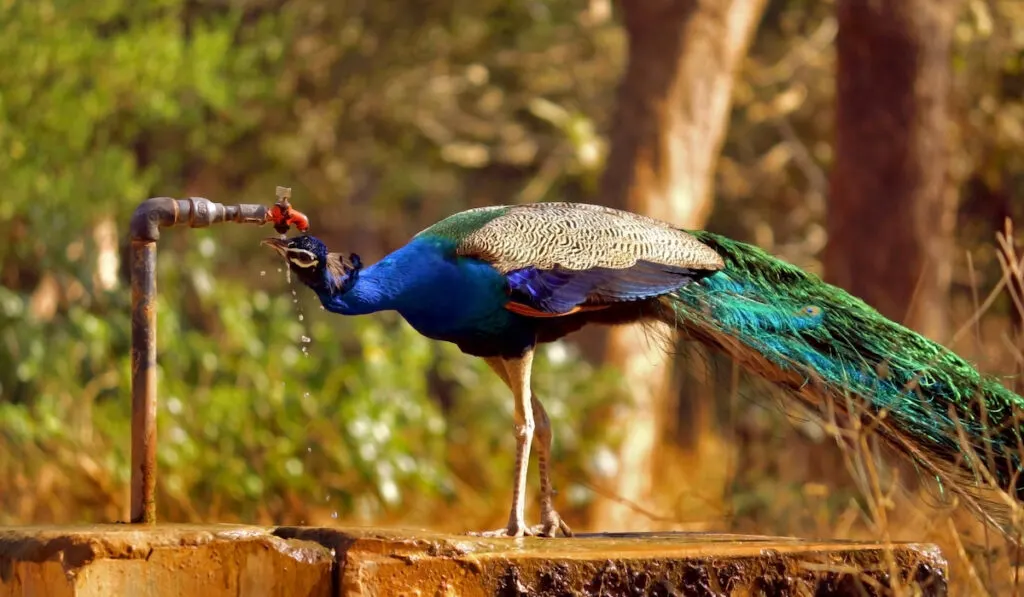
[664,231,1024,533]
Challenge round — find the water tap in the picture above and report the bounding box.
[268,186,310,235]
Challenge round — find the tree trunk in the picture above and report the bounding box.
[825,0,963,341]
[589,0,766,532]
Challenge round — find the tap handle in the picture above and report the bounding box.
[268,186,310,234]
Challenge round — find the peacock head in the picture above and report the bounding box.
[261,235,361,295]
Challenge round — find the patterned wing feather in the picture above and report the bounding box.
[456,203,725,274]
[507,261,706,313]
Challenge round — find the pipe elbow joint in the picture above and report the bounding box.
[129,197,182,242]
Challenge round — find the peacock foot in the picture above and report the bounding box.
[468,512,572,538]
[535,509,573,538]
[467,519,528,538]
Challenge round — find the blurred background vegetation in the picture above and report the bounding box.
[1,0,1023,593]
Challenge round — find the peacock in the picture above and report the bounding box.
[262,202,1024,538]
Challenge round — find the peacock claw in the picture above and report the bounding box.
[468,525,527,538]
[537,513,573,538]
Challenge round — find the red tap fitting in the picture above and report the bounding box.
[267,186,310,234]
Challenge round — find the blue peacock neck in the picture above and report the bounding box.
[312,236,488,321]
[310,252,374,315]
[313,248,419,316]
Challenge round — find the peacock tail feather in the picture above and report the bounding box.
[666,230,1024,532]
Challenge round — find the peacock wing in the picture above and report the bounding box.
[454,203,725,316]
[503,262,712,316]
[455,202,725,273]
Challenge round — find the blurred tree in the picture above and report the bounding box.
[590,0,767,531]
[825,0,964,340]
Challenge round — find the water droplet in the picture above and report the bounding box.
[298,314,304,321]
[331,511,339,519]
[307,446,312,453]
[259,270,266,277]
[301,335,311,343]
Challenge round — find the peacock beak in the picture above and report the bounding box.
[260,237,289,258]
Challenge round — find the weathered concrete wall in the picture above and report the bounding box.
[0,525,947,596]
[0,526,332,597]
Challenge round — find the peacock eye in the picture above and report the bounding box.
[287,249,319,268]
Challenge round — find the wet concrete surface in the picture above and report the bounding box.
[0,525,947,596]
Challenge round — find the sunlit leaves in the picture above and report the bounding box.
[0,0,286,272]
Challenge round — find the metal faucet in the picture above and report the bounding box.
[127,187,309,524]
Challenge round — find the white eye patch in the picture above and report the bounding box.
[287,249,319,268]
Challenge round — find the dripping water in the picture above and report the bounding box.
[273,254,322,512]
[287,285,316,466]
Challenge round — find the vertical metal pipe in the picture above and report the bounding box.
[130,240,158,523]
[126,193,307,524]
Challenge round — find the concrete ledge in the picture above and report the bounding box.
[0,525,947,596]
[0,525,332,597]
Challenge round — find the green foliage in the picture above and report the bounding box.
[0,229,621,524]
[0,1,285,267]
[0,0,623,524]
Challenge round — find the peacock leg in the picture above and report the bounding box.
[529,395,572,537]
[483,356,511,386]
[472,352,535,537]
[478,357,570,537]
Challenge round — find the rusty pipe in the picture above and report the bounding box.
[128,191,308,524]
